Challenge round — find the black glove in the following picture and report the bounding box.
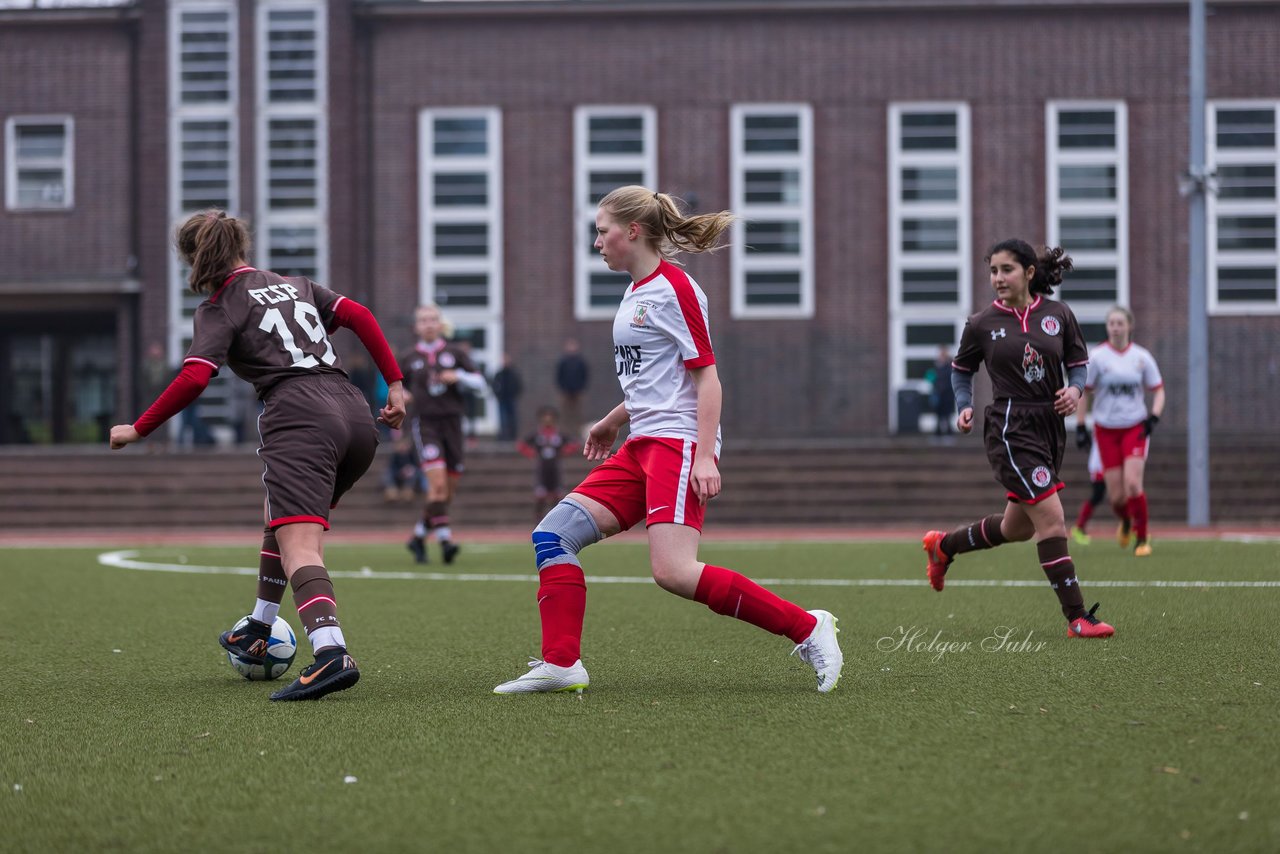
[1075,424,1092,450]
[1143,414,1159,437]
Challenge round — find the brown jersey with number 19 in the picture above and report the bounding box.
[186,267,348,397]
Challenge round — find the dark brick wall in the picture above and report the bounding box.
[0,20,135,280]
[3,2,1278,439]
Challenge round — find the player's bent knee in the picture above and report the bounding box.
[649,559,698,594]
[532,498,603,571]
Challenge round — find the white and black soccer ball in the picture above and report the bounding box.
[226,615,297,681]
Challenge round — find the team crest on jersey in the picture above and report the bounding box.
[631,302,654,327]
[1031,466,1053,488]
[439,352,456,369]
[422,443,441,461]
[1022,343,1045,383]
[1040,316,1061,336]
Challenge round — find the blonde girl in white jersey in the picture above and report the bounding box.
[494,186,843,695]
[1079,306,1166,556]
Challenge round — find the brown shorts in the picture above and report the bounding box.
[259,374,379,529]
[982,399,1066,505]
[411,414,465,474]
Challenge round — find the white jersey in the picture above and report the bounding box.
[613,260,721,453]
[1085,342,1163,429]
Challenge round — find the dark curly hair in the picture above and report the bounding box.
[985,239,1073,296]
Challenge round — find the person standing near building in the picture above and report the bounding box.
[109,210,406,701]
[930,346,955,435]
[401,303,487,564]
[1079,306,1165,556]
[493,186,843,695]
[516,405,579,522]
[491,352,523,441]
[922,239,1115,638]
[555,337,590,436]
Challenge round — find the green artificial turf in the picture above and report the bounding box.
[2,538,1278,853]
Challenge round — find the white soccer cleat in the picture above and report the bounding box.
[791,610,843,693]
[493,659,590,694]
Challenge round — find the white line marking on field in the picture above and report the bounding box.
[96,550,1280,588]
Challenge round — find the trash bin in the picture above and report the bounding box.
[896,388,924,434]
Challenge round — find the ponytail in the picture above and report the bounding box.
[599,186,736,260]
[176,209,252,295]
[986,238,1073,296]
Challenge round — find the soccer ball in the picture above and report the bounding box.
[226,615,297,681]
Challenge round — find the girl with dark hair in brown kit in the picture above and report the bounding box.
[110,209,408,700]
[922,238,1115,638]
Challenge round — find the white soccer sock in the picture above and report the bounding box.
[413,521,427,538]
[434,526,453,542]
[251,599,280,625]
[309,626,346,654]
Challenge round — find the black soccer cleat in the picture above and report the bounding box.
[441,540,461,565]
[269,649,360,701]
[407,536,428,564]
[219,618,272,665]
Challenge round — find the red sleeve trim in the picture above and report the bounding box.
[1147,382,1164,390]
[331,298,404,385]
[1067,360,1090,367]
[951,362,974,372]
[133,361,215,437]
[184,356,220,372]
[663,264,714,362]
[269,515,330,531]
[684,353,716,369]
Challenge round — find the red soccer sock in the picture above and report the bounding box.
[1075,499,1095,530]
[694,564,816,644]
[538,564,586,667]
[1128,493,1150,541]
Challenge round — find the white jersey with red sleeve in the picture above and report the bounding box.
[612,260,721,454]
[1085,342,1163,429]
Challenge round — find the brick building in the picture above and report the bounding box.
[1,0,1277,444]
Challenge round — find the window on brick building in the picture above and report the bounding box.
[419,107,503,434]
[731,104,813,318]
[888,103,970,431]
[169,0,241,431]
[574,106,657,319]
[1047,101,1129,339]
[5,117,73,211]
[1209,103,1280,313]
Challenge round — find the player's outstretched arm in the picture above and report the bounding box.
[110,360,216,450]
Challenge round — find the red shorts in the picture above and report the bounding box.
[1094,423,1149,470]
[572,436,709,532]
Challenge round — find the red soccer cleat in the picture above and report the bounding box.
[922,530,952,591]
[1067,603,1115,638]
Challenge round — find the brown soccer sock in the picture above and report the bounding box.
[1037,537,1086,620]
[257,527,287,605]
[940,514,1007,557]
[290,565,342,644]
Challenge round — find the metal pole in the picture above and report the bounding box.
[1187,0,1210,525]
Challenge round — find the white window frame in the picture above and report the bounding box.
[887,102,971,432]
[419,107,504,435]
[573,105,657,321]
[1208,100,1280,315]
[1046,100,1129,330]
[255,0,328,284]
[730,103,814,319]
[167,0,239,429]
[5,115,74,211]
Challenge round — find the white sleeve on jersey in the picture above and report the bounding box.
[646,270,714,367]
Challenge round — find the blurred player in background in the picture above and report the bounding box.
[516,405,579,522]
[109,210,406,701]
[1079,306,1165,556]
[1069,432,1107,545]
[494,186,843,695]
[401,303,487,565]
[922,239,1115,638]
